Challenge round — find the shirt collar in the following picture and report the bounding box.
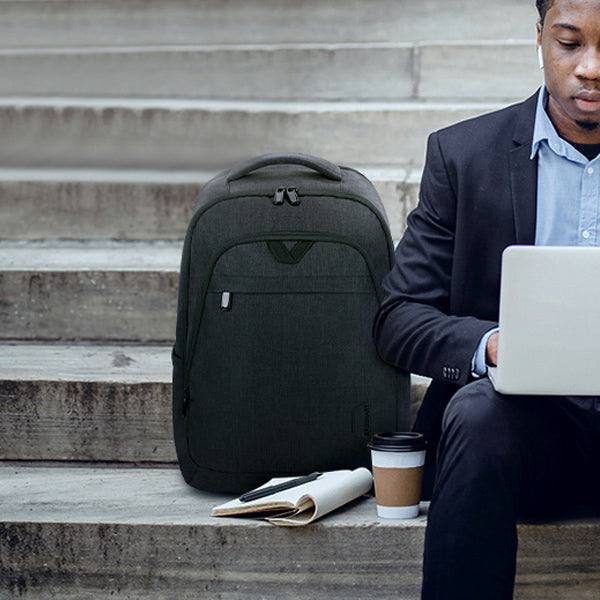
[530,86,591,164]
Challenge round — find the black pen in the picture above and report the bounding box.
[239,472,322,503]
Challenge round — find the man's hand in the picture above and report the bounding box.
[485,332,499,366]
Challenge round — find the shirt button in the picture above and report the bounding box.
[582,230,591,239]
[587,167,594,175]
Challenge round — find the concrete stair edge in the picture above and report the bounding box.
[1,465,599,600]
[0,99,504,170]
[0,40,540,102]
[0,0,537,48]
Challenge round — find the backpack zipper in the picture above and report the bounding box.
[273,187,286,205]
[286,187,300,205]
[191,189,393,262]
[272,186,300,206]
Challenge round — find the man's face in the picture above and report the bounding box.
[537,0,600,137]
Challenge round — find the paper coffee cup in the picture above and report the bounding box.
[367,432,427,519]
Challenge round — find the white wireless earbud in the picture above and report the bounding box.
[537,46,544,70]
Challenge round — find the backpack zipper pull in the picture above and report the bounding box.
[273,187,286,205]
[286,187,300,206]
[220,291,232,310]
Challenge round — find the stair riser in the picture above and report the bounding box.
[1,519,598,599]
[0,270,177,342]
[0,180,198,240]
[0,379,427,462]
[0,177,419,241]
[1,521,425,599]
[0,44,540,101]
[419,44,542,100]
[0,46,416,101]
[0,103,497,169]
[0,0,535,47]
[0,380,174,462]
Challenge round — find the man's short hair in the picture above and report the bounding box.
[536,0,554,23]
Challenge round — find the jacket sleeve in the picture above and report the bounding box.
[372,131,498,387]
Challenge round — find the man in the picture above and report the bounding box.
[372,1,600,598]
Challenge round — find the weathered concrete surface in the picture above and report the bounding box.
[0,0,536,48]
[0,464,420,525]
[0,170,205,241]
[0,98,500,169]
[0,241,180,342]
[0,240,182,271]
[0,342,430,462]
[410,375,429,421]
[0,43,416,101]
[0,166,420,241]
[0,342,172,383]
[419,41,543,100]
[0,465,426,599]
[0,41,541,101]
[0,343,175,462]
[1,466,599,599]
[0,379,175,462]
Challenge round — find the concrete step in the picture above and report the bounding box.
[4,237,430,342]
[0,342,430,462]
[2,465,599,599]
[418,41,542,101]
[0,465,429,599]
[0,343,174,462]
[0,41,541,101]
[0,166,420,241]
[0,98,501,169]
[0,241,181,342]
[0,43,417,101]
[0,0,536,48]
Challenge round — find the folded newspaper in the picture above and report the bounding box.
[211,468,373,527]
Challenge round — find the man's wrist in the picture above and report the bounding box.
[471,327,500,376]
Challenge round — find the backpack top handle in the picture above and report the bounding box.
[226,152,343,183]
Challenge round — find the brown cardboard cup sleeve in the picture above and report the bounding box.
[368,432,427,519]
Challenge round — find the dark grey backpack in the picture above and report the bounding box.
[172,153,410,493]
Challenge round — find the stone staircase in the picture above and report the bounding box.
[1,1,599,598]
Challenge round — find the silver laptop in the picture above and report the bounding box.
[487,245,600,395]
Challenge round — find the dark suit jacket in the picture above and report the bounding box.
[372,91,539,499]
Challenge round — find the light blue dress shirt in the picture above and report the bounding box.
[471,86,600,377]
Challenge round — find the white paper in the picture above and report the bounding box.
[211,468,373,526]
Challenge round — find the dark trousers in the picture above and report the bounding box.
[420,377,600,600]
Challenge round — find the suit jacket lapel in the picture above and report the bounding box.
[509,91,539,246]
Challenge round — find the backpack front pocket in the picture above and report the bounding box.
[185,236,386,475]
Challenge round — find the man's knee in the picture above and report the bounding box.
[441,378,509,450]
